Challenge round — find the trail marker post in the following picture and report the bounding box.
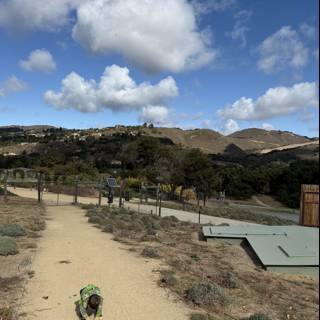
[198,206,202,225]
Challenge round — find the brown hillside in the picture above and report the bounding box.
[143,127,312,154]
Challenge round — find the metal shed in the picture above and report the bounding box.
[203,225,319,277]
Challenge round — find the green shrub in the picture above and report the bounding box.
[0,237,19,256]
[141,246,160,258]
[103,224,114,233]
[88,216,103,224]
[0,224,27,237]
[186,282,230,307]
[247,314,272,320]
[160,270,177,287]
[219,271,240,289]
[28,220,46,232]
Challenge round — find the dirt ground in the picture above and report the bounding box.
[82,205,319,320]
[0,197,45,319]
[19,204,191,320]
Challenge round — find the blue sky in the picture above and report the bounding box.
[0,0,318,136]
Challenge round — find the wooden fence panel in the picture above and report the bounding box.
[300,185,319,227]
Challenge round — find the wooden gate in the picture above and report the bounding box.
[300,185,319,227]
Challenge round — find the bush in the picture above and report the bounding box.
[219,271,240,289]
[160,270,177,287]
[103,224,114,233]
[141,246,160,259]
[186,282,230,307]
[28,220,45,232]
[88,216,103,224]
[0,237,19,256]
[247,314,272,320]
[0,306,14,320]
[0,224,27,237]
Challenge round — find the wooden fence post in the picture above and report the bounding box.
[155,183,160,216]
[98,179,102,207]
[37,172,42,203]
[74,176,79,205]
[159,191,162,217]
[4,170,8,202]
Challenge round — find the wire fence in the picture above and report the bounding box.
[0,169,163,213]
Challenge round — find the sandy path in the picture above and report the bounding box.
[21,204,191,320]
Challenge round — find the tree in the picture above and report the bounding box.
[152,146,186,199]
[183,149,218,206]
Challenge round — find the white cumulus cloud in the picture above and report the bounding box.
[218,82,319,121]
[0,75,28,97]
[72,0,217,73]
[139,106,170,125]
[223,119,240,135]
[258,26,309,73]
[0,0,85,32]
[20,49,56,73]
[44,64,178,113]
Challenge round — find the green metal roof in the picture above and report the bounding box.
[203,226,319,267]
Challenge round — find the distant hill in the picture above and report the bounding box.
[0,124,317,156]
[0,125,56,132]
[140,127,314,154]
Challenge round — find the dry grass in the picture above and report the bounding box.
[84,204,319,320]
[0,196,45,318]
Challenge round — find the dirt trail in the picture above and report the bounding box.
[20,204,191,320]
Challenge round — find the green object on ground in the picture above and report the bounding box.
[0,236,19,256]
[78,284,103,319]
[0,223,27,237]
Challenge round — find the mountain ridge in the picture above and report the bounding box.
[0,124,317,155]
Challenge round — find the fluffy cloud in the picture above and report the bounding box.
[299,23,316,39]
[261,123,274,131]
[218,82,319,121]
[72,0,217,73]
[223,119,239,135]
[0,75,28,96]
[20,49,56,73]
[258,26,309,73]
[44,64,178,113]
[228,10,252,47]
[139,106,170,125]
[0,0,85,32]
